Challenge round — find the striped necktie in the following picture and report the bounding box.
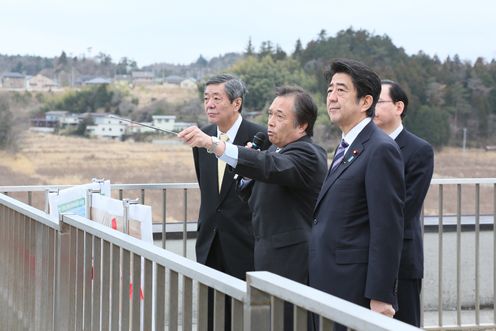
[217,133,229,193]
[330,139,349,172]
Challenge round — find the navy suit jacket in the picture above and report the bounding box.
[193,119,267,280]
[309,121,405,307]
[396,128,434,279]
[234,136,328,283]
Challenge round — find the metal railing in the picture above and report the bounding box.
[245,271,420,331]
[421,178,496,330]
[1,178,496,330]
[0,191,60,330]
[0,192,420,331]
[0,183,200,253]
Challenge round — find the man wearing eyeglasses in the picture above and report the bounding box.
[374,80,434,327]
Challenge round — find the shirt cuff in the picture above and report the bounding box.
[218,142,238,168]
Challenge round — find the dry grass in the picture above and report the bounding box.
[127,84,197,106]
[1,131,198,221]
[1,133,495,220]
[424,147,496,215]
[10,131,196,185]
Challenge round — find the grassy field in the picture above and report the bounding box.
[1,131,495,220]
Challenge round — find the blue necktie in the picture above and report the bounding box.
[330,139,349,172]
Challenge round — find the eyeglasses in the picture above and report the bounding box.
[377,100,395,104]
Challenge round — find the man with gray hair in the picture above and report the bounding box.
[181,74,268,329]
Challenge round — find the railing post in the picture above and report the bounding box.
[245,273,271,331]
[122,198,139,235]
[54,215,71,331]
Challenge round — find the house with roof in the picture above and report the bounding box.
[28,74,59,90]
[1,72,26,89]
[83,77,112,85]
[152,115,176,132]
[164,75,184,85]
[85,113,128,139]
[131,71,155,85]
[30,110,80,133]
[180,78,197,88]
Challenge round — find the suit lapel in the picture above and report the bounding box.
[395,129,407,151]
[314,122,374,212]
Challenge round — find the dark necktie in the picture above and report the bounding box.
[330,139,349,172]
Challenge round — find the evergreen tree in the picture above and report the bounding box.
[292,39,303,59]
[245,37,255,56]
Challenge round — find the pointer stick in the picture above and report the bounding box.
[108,115,178,136]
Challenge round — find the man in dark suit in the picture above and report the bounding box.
[374,80,434,327]
[180,86,327,330]
[309,59,405,328]
[189,74,266,279]
[180,74,267,330]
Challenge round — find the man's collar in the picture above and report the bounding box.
[217,114,242,141]
[389,124,404,140]
[342,117,371,146]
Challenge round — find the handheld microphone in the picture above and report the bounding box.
[234,132,267,181]
[251,132,267,150]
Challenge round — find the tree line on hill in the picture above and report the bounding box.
[227,29,496,149]
[1,27,495,149]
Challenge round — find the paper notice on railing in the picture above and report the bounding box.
[90,194,153,243]
[48,180,111,221]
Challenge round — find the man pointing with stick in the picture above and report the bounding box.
[180,85,327,331]
[179,74,268,330]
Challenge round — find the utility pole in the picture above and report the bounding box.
[462,128,467,151]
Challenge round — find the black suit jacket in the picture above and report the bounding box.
[193,119,267,280]
[396,128,434,279]
[234,136,328,284]
[309,121,405,308]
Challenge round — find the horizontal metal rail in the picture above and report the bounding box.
[246,271,420,331]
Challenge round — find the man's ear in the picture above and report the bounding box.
[395,101,405,117]
[361,95,373,113]
[233,97,242,111]
[299,122,308,135]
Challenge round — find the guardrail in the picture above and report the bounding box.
[421,178,496,330]
[0,192,420,331]
[1,178,495,330]
[245,271,420,331]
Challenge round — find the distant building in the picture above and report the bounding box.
[152,115,176,132]
[83,77,112,85]
[164,75,184,85]
[114,74,131,84]
[30,110,79,132]
[173,121,195,132]
[28,74,58,90]
[1,72,26,89]
[85,113,127,139]
[126,122,155,134]
[131,71,155,85]
[180,78,197,88]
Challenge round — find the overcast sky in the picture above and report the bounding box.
[2,0,495,67]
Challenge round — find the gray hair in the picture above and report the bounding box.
[206,74,246,112]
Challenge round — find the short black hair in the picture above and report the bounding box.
[324,59,381,117]
[275,86,318,136]
[205,74,246,112]
[381,79,409,119]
